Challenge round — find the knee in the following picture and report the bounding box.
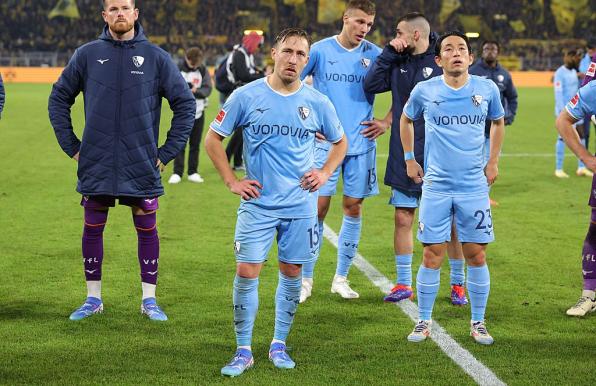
[465,248,486,266]
[343,202,362,217]
[395,209,414,230]
[422,247,443,269]
[133,212,157,234]
[83,208,108,233]
[279,263,301,278]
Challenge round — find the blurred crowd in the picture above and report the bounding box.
[0,0,592,69]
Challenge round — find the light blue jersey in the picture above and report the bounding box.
[301,36,381,155]
[554,65,579,116]
[210,78,344,218]
[404,75,504,194]
[566,80,596,120]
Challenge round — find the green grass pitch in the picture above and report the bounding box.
[0,83,594,385]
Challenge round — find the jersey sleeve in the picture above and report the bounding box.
[487,81,505,120]
[318,95,344,143]
[301,45,319,80]
[403,83,424,121]
[209,90,245,137]
[566,84,596,120]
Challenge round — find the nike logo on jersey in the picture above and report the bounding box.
[97,59,110,64]
[328,60,338,65]
[400,68,408,73]
[255,108,270,114]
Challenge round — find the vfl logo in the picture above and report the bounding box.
[234,241,241,254]
[255,107,270,114]
[570,93,579,108]
[215,109,227,124]
[422,67,433,78]
[328,60,338,65]
[472,95,483,107]
[132,56,145,68]
[361,58,371,68]
[418,222,425,232]
[97,59,110,64]
[497,74,505,82]
[298,106,310,120]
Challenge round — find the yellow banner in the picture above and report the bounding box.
[48,0,80,19]
[318,0,344,24]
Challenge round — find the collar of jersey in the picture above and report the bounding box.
[264,76,304,97]
[334,35,361,52]
[440,75,471,91]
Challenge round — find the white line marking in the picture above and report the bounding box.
[323,223,506,386]
[377,153,574,158]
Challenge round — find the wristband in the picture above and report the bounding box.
[404,151,415,161]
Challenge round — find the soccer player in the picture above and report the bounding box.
[553,47,591,178]
[205,28,347,376]
[470,40,518,206]
[364,13,468,306]
[299,0,385,302]
[401,31,505,345]
[556,80,596,316]
[48,0,195,321]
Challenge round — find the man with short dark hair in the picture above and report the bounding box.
[0,73,4,119]
[470,40,518,205]
[169,46,212,184]
[48,0,195,321]
[364,13,468,306]
[206,28,347,376]
[401,31,504,345]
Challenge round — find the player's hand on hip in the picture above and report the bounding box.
[406,160,424,184]
[300,169,330,192]
[73,152,80,162]
[389,38,408,53]
[156,159,165,172]
[315,132,327,142]
[361,118,389,139]
[229,178,262,200]
[484,162,498,185]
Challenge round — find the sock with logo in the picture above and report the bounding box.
[449,258,465,285]
[582,212,596,290]
[417,266,440,321]
[396,254,413,286]
[133,213,159,285]
[302,219,324,279]
[467,265,490,321]
[556,136,565,170]
[82,207,108,282]
[336,215,362,277]
[233,275,259,347]
[273,272,302,342]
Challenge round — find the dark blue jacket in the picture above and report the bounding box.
[364,33,441,193]
[48,23,195,197]
[469,60,518,136]
[0,73,4,118]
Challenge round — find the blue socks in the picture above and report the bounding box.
[273,272,301,342]
[396,254,413,286]
[302,219,324,279]
[336,215,362,277]
[556,136,566,170]
[233,275,259,347]
[467,265,490,321]
[416,266,440,321]
[448,258,465,285]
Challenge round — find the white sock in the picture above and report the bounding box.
[86,280,102,299]
[142,282,156,300]
[582,289,596,300]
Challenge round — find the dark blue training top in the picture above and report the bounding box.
[49,23,195,197]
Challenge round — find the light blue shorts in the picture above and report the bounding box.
[388,188,421,208]
[315,146,379,198]
[234,209,318,264]
[417,190,494,244]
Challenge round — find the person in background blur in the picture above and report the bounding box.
[169,47,213,184]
